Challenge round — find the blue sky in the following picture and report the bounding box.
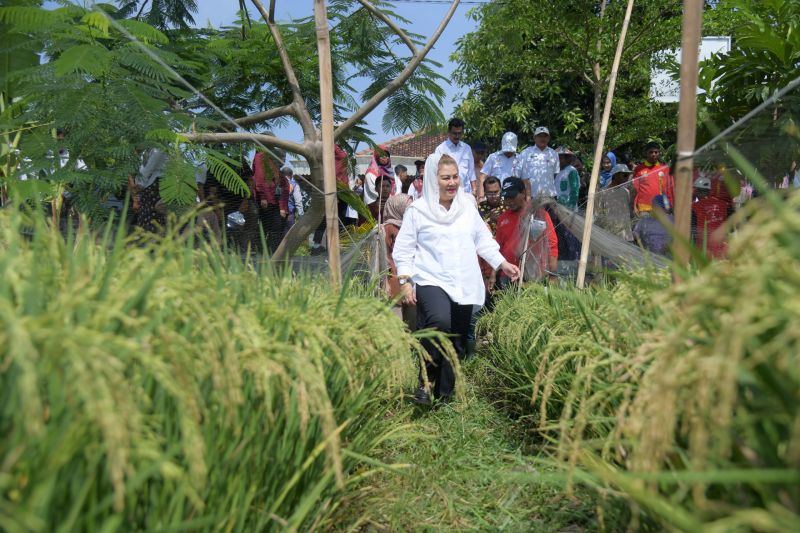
[192,0,479,144]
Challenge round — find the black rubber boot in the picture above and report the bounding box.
[465,340,477,361]
[413,386,432,406]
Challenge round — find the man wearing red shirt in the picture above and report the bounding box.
[632,141,674,214]
[692,177,732,259]
[252,151,290,254]
[495,177,558,285]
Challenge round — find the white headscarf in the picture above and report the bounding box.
[410,152,471,224]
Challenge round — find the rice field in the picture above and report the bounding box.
[3,185,799,532]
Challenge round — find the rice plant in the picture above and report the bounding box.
[0,209,420,531]
[477,271,668,463]
[481,190,800,530]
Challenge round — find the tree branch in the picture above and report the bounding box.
[183,131,310,158]
[355,0,417,55]
[135,0,150,20]
[621,23,651,60]
[234,103,295,127]
[250,0,316,139]
[335,0,461,139]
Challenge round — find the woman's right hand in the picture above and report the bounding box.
[401,282,416,305]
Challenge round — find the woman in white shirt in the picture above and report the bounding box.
[393,153,520,405]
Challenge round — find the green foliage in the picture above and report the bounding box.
[159,152,197,205]
[454,0,688,155]
[53,43,113,77]
[195,1,447,138]
[453,0,743,158]
[0,2,202,213]
[0,209,423,531]
[337,179,374,225]
[700,0,800,123]
[478,272,668,450]
[334,379,625,531]
[203,151,248,197]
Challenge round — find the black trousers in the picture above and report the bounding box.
[258,203,286,254]
[416,285,472,399]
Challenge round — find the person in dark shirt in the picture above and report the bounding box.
[633,194,673,257]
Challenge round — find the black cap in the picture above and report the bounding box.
[502,177,526,198]
[644,141,662,151]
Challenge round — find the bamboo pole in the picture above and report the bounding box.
[672,0,704,275]
[576,0,635,289]
[314,0,342,287]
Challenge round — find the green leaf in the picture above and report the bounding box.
[116,19,169,45]
[337,181,373,224]
[0,6,72,32]
[53,44,112,78]
[204,153,250,198]
[81,11,110,36]
[159,155,197,206]
[146,129,188,144]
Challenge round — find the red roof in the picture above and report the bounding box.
[357,130,447,159]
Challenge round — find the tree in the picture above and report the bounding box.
[183,0,459,260]
[0,2,248,217]
[453,1,736,157]
[1,0,455,250]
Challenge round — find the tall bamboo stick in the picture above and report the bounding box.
[673,0,704,275]
[576,0,636,289]
[314,0,342,287]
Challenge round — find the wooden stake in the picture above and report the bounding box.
[314,0,342,287]
[673,0,704,275]
[576,0,635,289]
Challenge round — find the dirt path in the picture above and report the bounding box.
[334,360,608,532]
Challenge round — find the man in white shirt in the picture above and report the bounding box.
[516,126,559,199]
[479,131,518,197]
[434,118,476,195]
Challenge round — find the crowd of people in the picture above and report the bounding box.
[19,121,773,407]
[357,118,758,405]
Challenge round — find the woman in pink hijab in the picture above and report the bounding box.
[364,144,401,204]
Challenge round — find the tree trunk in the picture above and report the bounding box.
[592,0,608,148]
[593,73,603,147]
[271,157,324,261]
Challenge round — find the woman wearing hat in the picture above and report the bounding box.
[393,153,520,405]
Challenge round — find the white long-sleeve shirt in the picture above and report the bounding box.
[435,139,476,193]
[392,202,505,306]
